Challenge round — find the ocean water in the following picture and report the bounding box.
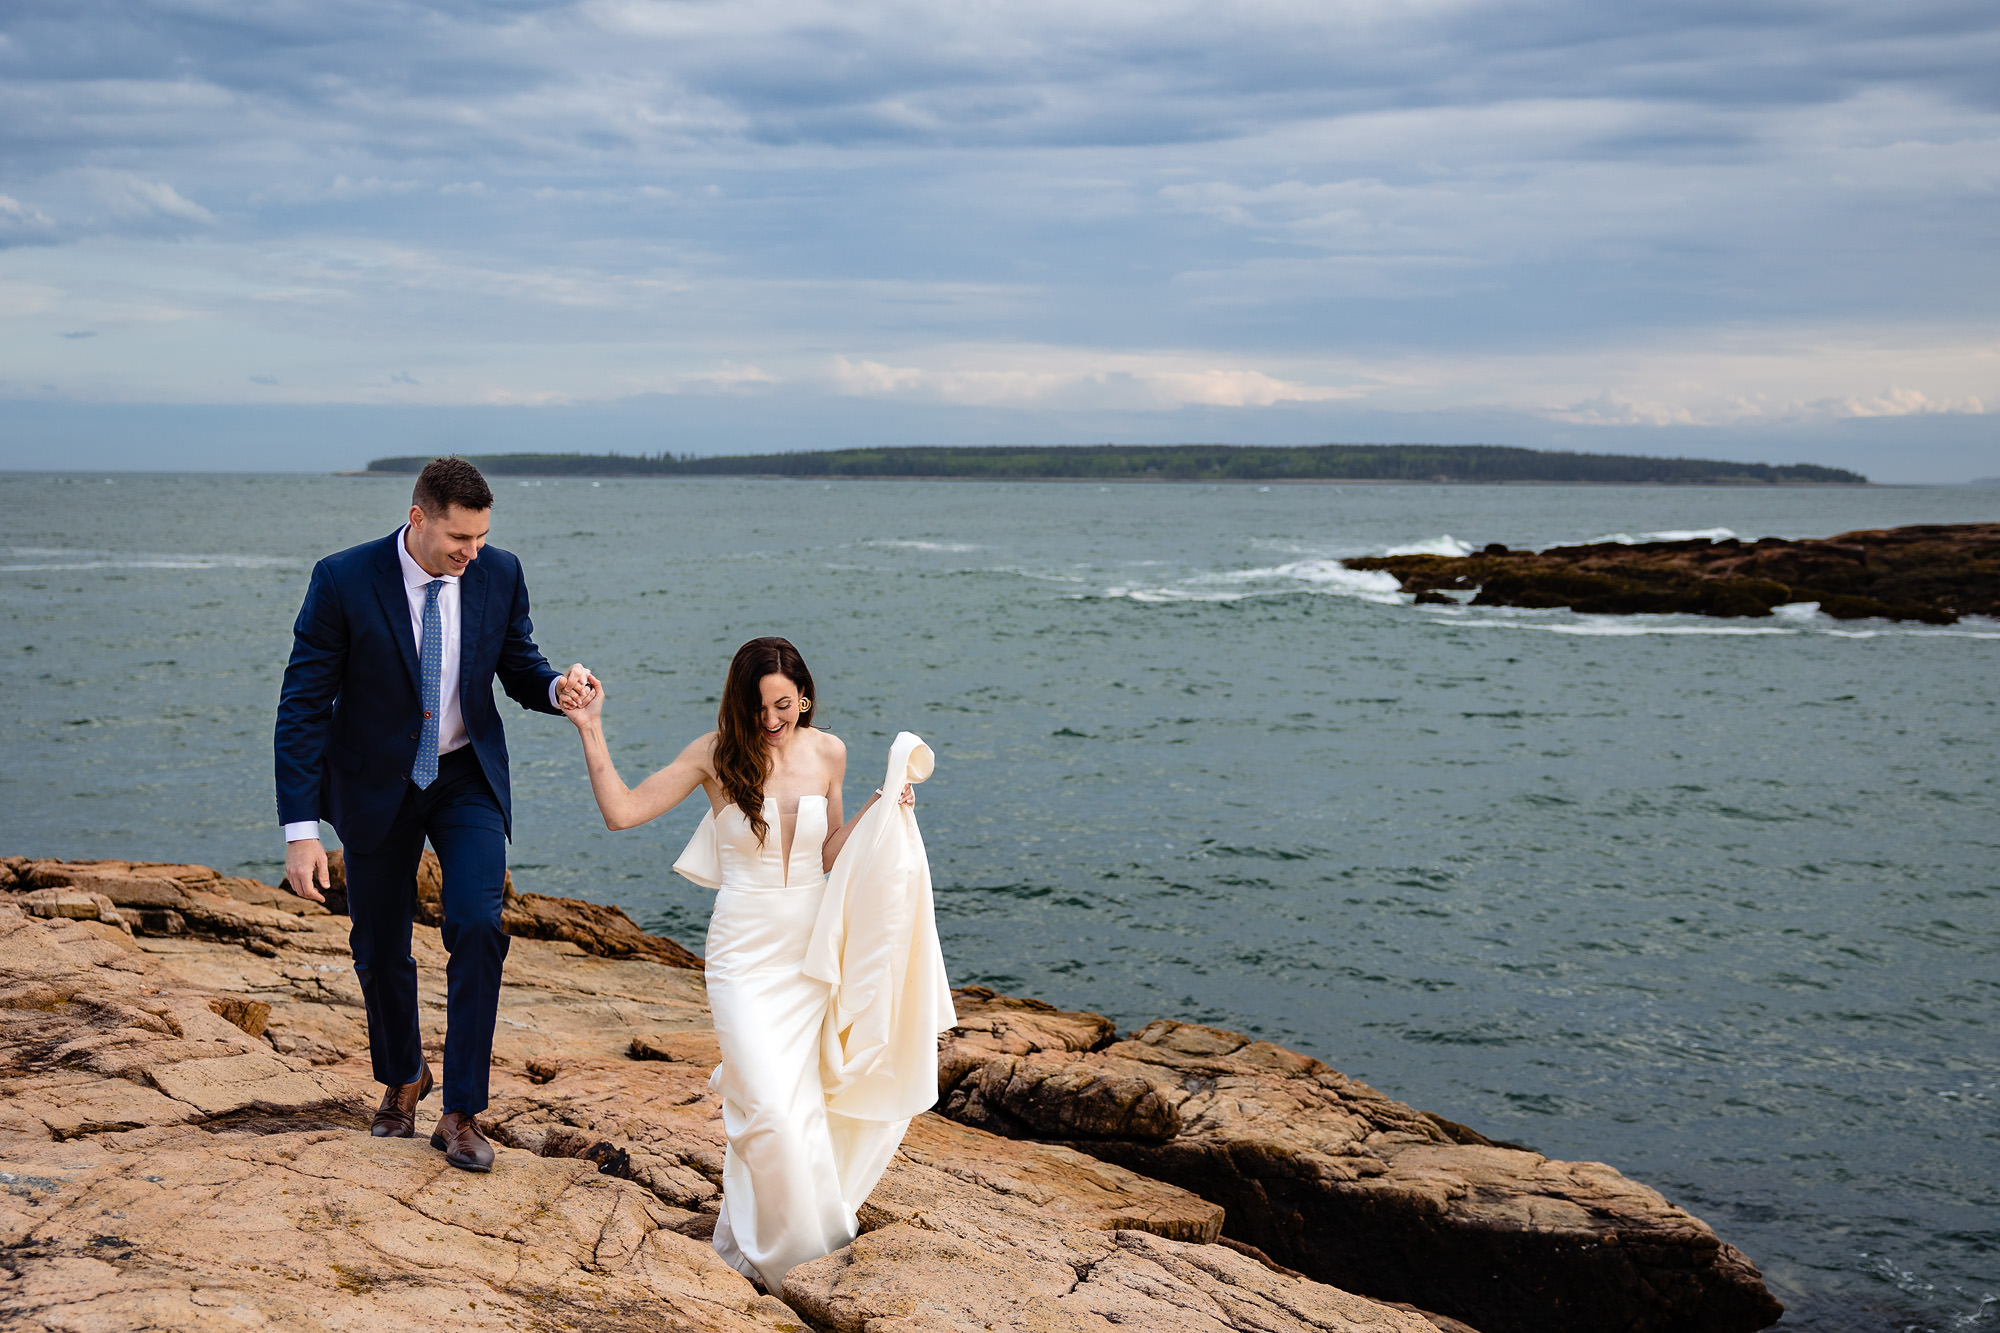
[2,472,1995,1330]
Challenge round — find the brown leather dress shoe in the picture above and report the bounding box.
[430,1110,494,1172]
[369,1063,434,1138]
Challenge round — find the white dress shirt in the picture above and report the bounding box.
[285,526,564,842]
[395,522,471,758]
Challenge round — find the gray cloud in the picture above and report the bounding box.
[0,0,1995,477]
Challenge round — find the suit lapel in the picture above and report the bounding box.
[372,532,421,694]
[458,555,487,691]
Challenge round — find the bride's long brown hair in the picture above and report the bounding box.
[713,637,818,846]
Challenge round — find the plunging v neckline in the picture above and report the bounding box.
[763,794,827,886]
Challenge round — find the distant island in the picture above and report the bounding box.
[360,444,1867,485]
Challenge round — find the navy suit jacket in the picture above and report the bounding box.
[274,530,561,854]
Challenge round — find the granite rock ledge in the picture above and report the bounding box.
[939,987,1784,1333]
[0,856,1451,1333]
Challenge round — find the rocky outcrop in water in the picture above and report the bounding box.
[938,988,1784,1333]
[1347,522,2000,623]
[1,855,1783,1332]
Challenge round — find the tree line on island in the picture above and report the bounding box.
[363,444,1866,485]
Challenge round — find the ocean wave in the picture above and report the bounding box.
[1208,559,1401,592]
[1269,560,1405,600]
[1823,627,2000,640]
[1073,558,1408,605]
[1441,618,1798,637]
[862,538,983,553]
[1579,527,1737,546]
[1089,587,1255,604]
[1381,534,1474,557]
[1186,559,1408,603]
[1,548,300,572]
[1428,611,2000,639]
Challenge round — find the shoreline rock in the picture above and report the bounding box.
[2,856,1783,1331]
[1346,521,2000,623]
[938,989,1782,1333]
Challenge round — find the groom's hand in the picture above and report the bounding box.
[555,663,595,710]
[561,670,605,726]
[284,838,329,904]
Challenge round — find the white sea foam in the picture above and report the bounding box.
[1,548,299,572]
[864,538,983,553]
[1245,538,1332,556]
[1093,586,1253,604]
[1381,534,1474,557]
[1579,527,1737,546]
[1426,609,2000,640]
[1815,627,2000,639]
[1274,560,1405,600]
[1203,558,1398,589]
[1087,557,1406,605]
[1443,618,1798,637]
[1211,558,1405,600]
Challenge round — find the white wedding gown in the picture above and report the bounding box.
[677,794,910,1293]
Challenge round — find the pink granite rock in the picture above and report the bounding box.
[940,994,1782,1333]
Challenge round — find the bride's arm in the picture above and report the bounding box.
[565,680,712,830]
[819,736,862,871]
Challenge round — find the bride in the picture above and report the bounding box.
[559,636,918,1291]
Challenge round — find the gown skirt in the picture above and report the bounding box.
[694,797,909,1293]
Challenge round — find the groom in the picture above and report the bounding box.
[274,456,592,1172]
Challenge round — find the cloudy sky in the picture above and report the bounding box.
[2,0,1996,480]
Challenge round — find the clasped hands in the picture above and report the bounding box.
[555,663,597,712]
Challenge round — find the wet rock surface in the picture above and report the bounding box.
[1346,522,2000,623]
[2,859,1444,1333]
[939,992,1784,1333]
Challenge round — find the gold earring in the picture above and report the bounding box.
[800,699,811,711]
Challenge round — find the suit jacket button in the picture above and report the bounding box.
[409,731,420,740]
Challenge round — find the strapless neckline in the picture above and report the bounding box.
[713,794,828,889]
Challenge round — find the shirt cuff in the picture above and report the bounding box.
[548,676,564,709]
[283,821,322,843]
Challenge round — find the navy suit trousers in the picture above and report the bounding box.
[344,746,510,1115]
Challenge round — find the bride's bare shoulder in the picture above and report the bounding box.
[678,731,721,767]
[809,728,846,764]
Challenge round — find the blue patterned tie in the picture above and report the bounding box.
[411,579,444,790]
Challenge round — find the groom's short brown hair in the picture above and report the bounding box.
[412,456,495,515]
